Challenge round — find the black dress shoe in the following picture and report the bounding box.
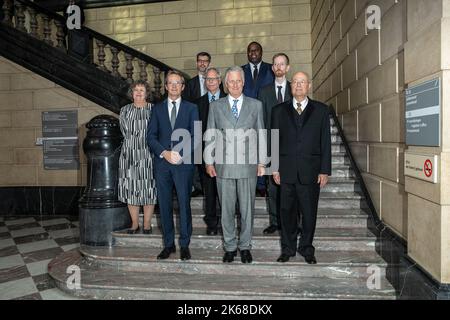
[191,189,203,197]
[157,246,176,260]
[277,253,294,263]
[143,226,152,235]
[263,225,278,235]
[240,250,253,263]
[180,247,191,261]
[222,250,237,263]
[304,255,317,264]
[127,225,140,234]
[206,226,218,235]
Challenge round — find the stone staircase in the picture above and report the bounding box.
[48,118,397,300]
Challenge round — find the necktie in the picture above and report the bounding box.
[277,86,283,104]
[296,102,302,115]
[210,94,215,103]
[170,101,177,129]
[231,99,239,119]
[253,64,258,82]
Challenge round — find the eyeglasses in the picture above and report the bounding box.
[292,79,309,85]
[197,59,210,63]
[205,77,220,81]
[227,80,243,85]
[167,81,183,86]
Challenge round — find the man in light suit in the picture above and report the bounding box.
[242,41,274,197]
[205,66,266,264]
[257,53,292,235]
[147,70,199,261]
[272,71,332,264]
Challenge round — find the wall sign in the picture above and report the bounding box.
[404,152,438,183]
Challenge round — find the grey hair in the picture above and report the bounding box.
[224,66,245,84]
[165,70,185,85]
[205,67,221,78]
[127,80,152,100]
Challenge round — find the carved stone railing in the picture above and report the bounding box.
[1,0,189,102]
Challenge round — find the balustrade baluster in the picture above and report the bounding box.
[96,40,107,71]
[125,54,134,84]
[138,60,148,82]
[28,8,39,38]
[55,20,66,51]
[15,2,26,32]
[2,0,13,26]
[42,16,53,46]
[110,47,121,78]
[152,67,162,101]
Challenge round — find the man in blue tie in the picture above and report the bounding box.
[195,67,226,236]
[147,70,199,261]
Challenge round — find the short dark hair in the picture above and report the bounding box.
[247,41,263,52]
[127,80,151,101]
[272,53,290,65]
[165,70,185,85]
[197,52,211,61]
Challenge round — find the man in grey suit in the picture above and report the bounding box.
[205,66,266,264]
[257,53,292,235]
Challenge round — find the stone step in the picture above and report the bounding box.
[186,192,364,211]
[79,246,387,279]
[112,227,377,251]
[332,143,346,153]
[331,135,342,143]
[49,250,396,300]
[331,153,350,165]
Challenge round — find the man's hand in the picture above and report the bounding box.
[273,172,280,185]
[163,151,182,165]
[257,165,265,177]
[206,165,217,178]
[317,174,329,188]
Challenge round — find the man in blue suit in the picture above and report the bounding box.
[242,41,275,197]
[147,70,199,261]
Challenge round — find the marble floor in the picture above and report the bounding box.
[0,215,81,300]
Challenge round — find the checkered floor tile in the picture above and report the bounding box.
[0,216,81,300]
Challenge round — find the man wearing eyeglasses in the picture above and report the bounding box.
[147,70,199,261]
[205,66,266,264]
[182,52,213,103]
[271,71,332,264]
[195,67,226,236]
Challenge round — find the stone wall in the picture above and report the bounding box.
[310,0,407,238]
[83,0,312,78]
[0,57,116,186]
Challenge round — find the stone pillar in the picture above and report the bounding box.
[79,115,130,246]
[404,0,450,285]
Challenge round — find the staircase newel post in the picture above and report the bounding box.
[28,8,39,38]
[125,53,134,84]
[42,15,53,46]
[79,115,130,246]
[2,0,13,26]
[110,46,121,78]
[152,66,162,101]
[14,2,26,32]
[55,20,66,51]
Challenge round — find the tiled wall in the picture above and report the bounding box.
[310,0,407,238]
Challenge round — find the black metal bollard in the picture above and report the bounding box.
[79,115,130,246]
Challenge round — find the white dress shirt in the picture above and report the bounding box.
[199,74,206,96]
[293,96,308,112]
[168,97,181,118]
[274,79,287,101]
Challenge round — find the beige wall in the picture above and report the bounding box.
[83,0,312,78]
[0,57,116,187]
[310,0,407,238]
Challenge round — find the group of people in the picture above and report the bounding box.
[117,41,332,264]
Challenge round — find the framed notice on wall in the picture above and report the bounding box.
[42,110,79,170]
[405,78,441,147]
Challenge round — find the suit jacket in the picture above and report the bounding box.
[205,95,266,179]
[242,62,275,99]
[147,99,199,171]
[182,75,224,103]
[195,90,227,134]
[271,98,332,184]
[258,81,292,131]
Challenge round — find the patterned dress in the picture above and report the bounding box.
[118,103,157,205]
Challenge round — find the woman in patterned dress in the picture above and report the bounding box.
[118,80,157,234]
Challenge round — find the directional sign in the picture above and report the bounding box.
[404,152,438,183]
[405,78,440,146]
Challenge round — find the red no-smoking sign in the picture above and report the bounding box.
[424,159,433,178]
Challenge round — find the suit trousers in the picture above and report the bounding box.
[279,179,320,257]
[217,176,256,252]
[200,165,219,228]
[155,167,194,248]
[267,176,281,227]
